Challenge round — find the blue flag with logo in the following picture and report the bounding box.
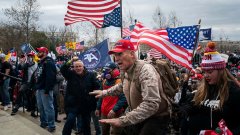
[199,28,211,41]
[78,39,112,70]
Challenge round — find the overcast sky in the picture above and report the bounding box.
[1,0,240,41]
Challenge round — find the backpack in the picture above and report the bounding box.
[131,59,179,105]
[151,59,179,100]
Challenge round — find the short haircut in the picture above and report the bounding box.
[73,60,84,66]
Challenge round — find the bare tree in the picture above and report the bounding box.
[122,8,135,27]
[167,11,182,28]
[47,25,58,49]
[219,29,230,41]
[0,24,25,51]
[74,22,108,46]
[152,6,167,29]
[58,26,68,44]
[4,0,42,43]
[58,26,78,44]
[219,29,231,52]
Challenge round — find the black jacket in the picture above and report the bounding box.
[60,63,100,114]
[187,81,240,135]
[35,56,56,94]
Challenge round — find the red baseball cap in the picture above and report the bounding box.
[108,39,136,55]
[36,47,48,54]
[27,51,35,56]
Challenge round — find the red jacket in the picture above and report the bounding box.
[101,79,124,116]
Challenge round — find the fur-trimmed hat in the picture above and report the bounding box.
[201,42,226,70]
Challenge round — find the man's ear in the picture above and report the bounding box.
[130,50,135,56]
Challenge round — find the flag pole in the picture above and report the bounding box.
[96,28,98,44]
[192,19,201,67]
[120,0,123,38]
[28,43,37,53]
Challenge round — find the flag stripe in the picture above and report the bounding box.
[139,37,192,69]
[140,32,192,60]
[122,28,132,37]
[68,0,119,11]
[130,22,150,45]
[147,48,162,59]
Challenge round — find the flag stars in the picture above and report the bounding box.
[166,25,198,49]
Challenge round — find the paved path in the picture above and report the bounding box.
[0,107,97,135]
[0,107,178,135]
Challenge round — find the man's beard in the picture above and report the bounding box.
[37,54,44,59]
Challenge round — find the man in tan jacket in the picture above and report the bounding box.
[90,39,170,135]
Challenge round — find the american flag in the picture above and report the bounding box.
[130,22,149,45]
[122,24,135,37]
[64,0,121,28]
[199,119,232,135]
[76,41,85,50]
[56,46,63,54]
[56,44,67,54]
[133,22,199,69]
[147,48,163,59]
[122,28,131,37]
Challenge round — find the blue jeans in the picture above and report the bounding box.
[63,111,91,135]
[36,90,55,128]
[0,78,10,106]
[75,111,101,135]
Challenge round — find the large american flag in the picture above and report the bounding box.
[64,0,121,28]
[133,22,199,69]
[130,22,149,45]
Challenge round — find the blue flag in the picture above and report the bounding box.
[199,28,211,41]
[20,43,32,54]
[78,39,112,70]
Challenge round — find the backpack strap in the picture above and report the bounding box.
[132,60,145,91]
[120,60,145,87]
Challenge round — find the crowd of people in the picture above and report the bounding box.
[0,39,240,135]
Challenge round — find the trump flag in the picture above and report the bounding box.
[78,39,112,70]
[199,28,212,41]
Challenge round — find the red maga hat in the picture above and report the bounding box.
[108,39,136,55]
[36,47,48,54]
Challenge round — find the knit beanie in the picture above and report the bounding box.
[201,42,226,70]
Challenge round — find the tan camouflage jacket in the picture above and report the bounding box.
[104,60,169,127]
